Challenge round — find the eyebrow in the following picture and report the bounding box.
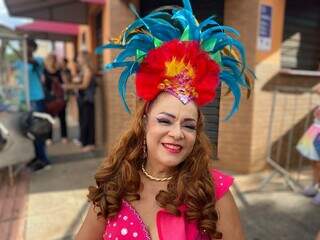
[158,112,197,122]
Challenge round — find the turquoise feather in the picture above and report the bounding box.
[104,61,135,71]
[220,72,241,120]
[97,0,253,117]
[95,43,125,54]
[183,0,193,13]
[199,17,219,30]
[201,26,240,41]
[118,62,139,112]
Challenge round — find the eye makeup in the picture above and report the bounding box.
[156,113,197,130]
[156,117,171,125]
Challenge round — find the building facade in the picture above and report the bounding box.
[69,0,320,173]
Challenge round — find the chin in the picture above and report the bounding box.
[158,154,186,168]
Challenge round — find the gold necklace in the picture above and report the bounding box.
[141,164,173,182]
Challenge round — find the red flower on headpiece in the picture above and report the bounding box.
[136,40,220,106]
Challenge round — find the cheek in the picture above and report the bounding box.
[146,123,165,146]
[184,133,196,152]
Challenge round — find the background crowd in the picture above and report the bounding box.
[20,38,96,172]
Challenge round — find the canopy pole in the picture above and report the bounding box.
[22,35,30,111]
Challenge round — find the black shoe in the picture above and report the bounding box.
[29,161,52,172]
[26,158,38,167]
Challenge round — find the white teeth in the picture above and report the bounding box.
[163,143,181,150]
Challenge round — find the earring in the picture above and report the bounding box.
[143,138,147,159]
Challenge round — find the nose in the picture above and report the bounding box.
[168,123,184,140]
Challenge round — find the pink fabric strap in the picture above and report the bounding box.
[156,169,234,240]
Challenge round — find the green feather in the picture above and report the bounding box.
[153,37,163,48]
[180,25,190,41]
[201,38,217,52]
[210,52,222,66]
[136,49,146,62]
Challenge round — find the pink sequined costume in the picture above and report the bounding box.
[103,169,233,240]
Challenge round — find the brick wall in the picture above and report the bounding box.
[102,0,139,152]
[215,0,260,173]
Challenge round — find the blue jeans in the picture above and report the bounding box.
[30,100,50,165]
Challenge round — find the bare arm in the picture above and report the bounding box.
[75,204,106,240]
[214,191,245,240]
[64,67,93,90]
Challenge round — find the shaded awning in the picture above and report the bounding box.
[16,20,79,41]
[4,0,105,24]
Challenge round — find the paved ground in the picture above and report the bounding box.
[234,175,320,240]
[0,141,319,240]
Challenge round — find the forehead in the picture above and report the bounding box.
[148,92,198,119]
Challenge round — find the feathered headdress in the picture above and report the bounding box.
[96,0,253,119]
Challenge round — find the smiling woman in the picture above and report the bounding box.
[145,93,198,171]
[75,0,253,239]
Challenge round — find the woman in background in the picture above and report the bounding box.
[44,53,68,144]
[63,51,96,152]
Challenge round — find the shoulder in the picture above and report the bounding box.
[34,57,44,67]
[75,204,106,240]
[209,168,234,201]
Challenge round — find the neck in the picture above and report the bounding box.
[144,160,172,179]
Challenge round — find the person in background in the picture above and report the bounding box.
[15,38,51,171]
[63,51,96,152]
[60,58,72,85]
[297,105,320,205]
[44,53,68,144]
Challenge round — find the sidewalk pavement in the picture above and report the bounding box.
[0,141,319,240]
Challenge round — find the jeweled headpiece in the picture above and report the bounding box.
[97,0,253,119]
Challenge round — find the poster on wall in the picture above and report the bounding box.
[257,4,272,51]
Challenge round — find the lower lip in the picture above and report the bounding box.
[162,143,182,154]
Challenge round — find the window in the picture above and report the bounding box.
[281,0,320,70]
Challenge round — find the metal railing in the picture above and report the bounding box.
[258,86,320,191]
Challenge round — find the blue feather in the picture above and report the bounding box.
[118,62,139,112]
[201,26,240,41]
[126,39,154,53]
[222,57,248,87]
[211,37,247,74]
[124,17,180,42]
[201,32,228,45]
[95,43,125,54]
[147,11,173,20]
[199,16,219,30]
[114,48,137,63]
[228,38,247,73]
[104,61,135,71]
[128,3,151,33]
[220,72,242,120]
[183,0,193,14]
[144,19,180,40]
[173,9,199,40]
[127,34,155,48]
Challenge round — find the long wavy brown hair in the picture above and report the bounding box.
[88,99,222,239]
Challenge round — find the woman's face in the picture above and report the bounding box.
[145,93,198,169]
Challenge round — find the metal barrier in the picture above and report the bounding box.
[259,86,320,192]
